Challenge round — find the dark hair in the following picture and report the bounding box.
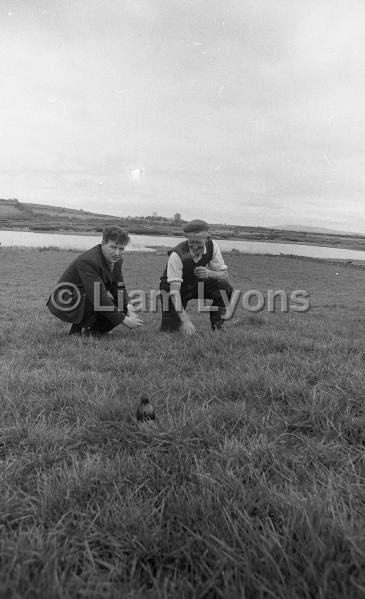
[102,226,130,246]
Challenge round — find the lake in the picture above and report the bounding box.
[1,229,365,262]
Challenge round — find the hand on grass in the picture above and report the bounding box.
[123,312,143,329]
[181,320,196,336]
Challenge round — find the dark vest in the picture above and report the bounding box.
[160,237,214,287]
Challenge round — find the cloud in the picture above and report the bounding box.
[0,0,364,232]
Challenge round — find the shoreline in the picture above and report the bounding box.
[1,245,364,269]
[1,226,364,252]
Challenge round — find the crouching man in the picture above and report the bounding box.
[159,219,233,335]
[46,226,142,336]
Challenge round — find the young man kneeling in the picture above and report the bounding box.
[46,226,142,336]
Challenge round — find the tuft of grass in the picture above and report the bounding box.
[0,249,364,598]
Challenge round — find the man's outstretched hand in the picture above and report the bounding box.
[127,299,142,314]
[181,320,196,336]
[123,311,143,329]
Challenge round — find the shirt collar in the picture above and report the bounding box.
[99,244,115,272]
[189,245,207,260]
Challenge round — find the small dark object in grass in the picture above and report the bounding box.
[273,342,287,353]
[136,395,156,422]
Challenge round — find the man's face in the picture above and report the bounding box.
[186,231,208,256]
[101,239,125,263]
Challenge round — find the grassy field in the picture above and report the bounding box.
[0,248,364,599]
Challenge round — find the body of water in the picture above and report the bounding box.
[1,229,365,261]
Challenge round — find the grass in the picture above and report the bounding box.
[0,247,364,599]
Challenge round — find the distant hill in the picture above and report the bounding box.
[275,224,364,235]
[0,198,185,236]
[0,198,364,252]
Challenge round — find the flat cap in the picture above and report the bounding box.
[183,219,209,233]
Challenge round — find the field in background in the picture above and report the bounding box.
[1,197,365,250]
[0,248,364,598]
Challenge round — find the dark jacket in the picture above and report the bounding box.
[160,237,214,290]
[46,244,129,325]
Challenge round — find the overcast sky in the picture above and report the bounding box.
[1,0,364,232]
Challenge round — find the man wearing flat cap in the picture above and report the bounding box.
[159,219,233,334]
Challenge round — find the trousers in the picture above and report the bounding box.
[79,298,126,334]
[159,279,233,331]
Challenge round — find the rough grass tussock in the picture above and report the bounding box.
[0,249,364,598]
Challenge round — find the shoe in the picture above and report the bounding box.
[69,324,83,336]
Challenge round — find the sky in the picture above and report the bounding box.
[1,0,364,232]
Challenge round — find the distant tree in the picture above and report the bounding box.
[174,213,182,224]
